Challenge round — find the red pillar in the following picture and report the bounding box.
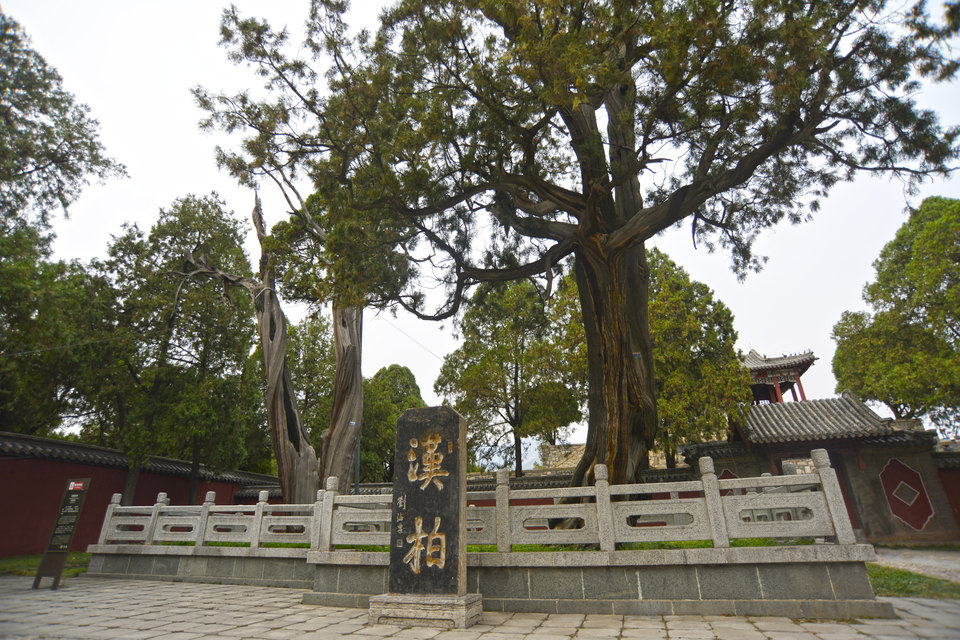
[772,377,784,403]
[794,372,807,401]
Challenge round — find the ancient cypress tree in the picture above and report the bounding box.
[202,1,958,486]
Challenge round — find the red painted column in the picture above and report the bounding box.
[772,377,784,403]
[795,372,807,401]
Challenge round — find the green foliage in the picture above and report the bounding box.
[436,278,583,475]
[832,196,960,437]
[0,15,123,231]
[0,553,90,577]
[647,249,752,461]
[0,15,123,436]
[866,563,960,598]
[0,226,100,434]
[287,311,337,445]
[361,364,427,482]
[867,196,960,350]
[72,195,270,477]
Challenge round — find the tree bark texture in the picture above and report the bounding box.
[320,303,363,493]
[570,242,658,487]
[256,282,320,504]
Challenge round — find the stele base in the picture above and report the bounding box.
[368,593,483,628]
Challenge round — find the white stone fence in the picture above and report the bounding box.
[95,449,855,552]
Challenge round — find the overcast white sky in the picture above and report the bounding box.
[6,1,959,448]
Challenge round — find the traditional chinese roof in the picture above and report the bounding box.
[743,391,902,443]
[742,349,818,375]
[0,431,276,485]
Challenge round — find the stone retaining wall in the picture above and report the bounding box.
[87,544,894,618]
[300,546,893,619]
[87,546,312,589]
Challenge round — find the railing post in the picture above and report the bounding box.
[812,449,856,545]
[594,464,615,552]
[143,492,169,545]
[194,491,216,546]
[97,493,122,544]
[311,489,324,550]
[699,457,730,548]
[317,476,339,551]
[495,469,512,552]
[250,490,269,549]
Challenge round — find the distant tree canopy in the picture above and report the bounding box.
[287,311,337,446]
[0,14,124,437]
[435,278,583,476]
[833,196,960,438]
[201,0,957,486]
[0,14,123,231]
[74,194,267,501]
[362,364,427,483]
[647,248,751,465]
[286,313,425,484]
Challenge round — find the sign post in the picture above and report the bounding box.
[33,478,91,590]
[368,407,481,628]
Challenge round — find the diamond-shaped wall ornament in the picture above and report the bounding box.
[879,458,934,531]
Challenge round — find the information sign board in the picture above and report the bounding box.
[33,478,90,589]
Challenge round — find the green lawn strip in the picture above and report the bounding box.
[0,553,91,577]
[867,563,960,599]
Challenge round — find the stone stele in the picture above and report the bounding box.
[368,406,482,628]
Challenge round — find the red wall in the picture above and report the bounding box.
[937,468,960,529]
[0,458,244,557]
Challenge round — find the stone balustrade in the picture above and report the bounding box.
[94,449,854,551]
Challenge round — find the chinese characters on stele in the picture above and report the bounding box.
[398,433,451,574]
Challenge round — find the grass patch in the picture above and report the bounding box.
[621,540,712,550]
[867,563,960,599]
[0,553,91,578]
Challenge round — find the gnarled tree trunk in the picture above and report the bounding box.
[319,303,363,492]
[570,241,658,487]
[256,279,319,503]
[182,195,319,504]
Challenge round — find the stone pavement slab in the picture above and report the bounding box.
[1,576,959,639]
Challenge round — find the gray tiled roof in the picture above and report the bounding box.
[744,391,896,443]
[0,431,276,485]
[934,451,960,469]
[742,349,817,373]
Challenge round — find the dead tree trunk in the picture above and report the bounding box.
[319,303,363,493]
[258,277,319,504]
[182,195,319,503]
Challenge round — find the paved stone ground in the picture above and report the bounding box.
[874,548,960,584]
[1,576,958,640]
